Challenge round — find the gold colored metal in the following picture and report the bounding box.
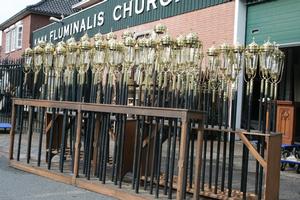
[24,47,33,73]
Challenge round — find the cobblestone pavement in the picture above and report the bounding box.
[1,133,300,200]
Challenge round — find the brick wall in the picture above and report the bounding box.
[1,14,50,60]
[114,1,235,52]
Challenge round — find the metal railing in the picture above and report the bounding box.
[8,98,281,200]
[0,59,23,123]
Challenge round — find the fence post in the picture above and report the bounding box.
[264,133,282,200]
[73,109,82,180]
[176,118,188,200]
[193,121,204,200]
[9,100,17,160]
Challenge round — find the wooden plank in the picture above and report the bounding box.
[9,104,16,160]
[74,179,152,200]
[204,126,273,137]
[10,160,151,200]
[10,160,72,184]
[176,121,188,200]
[238,133,267,169]
[45,114,59,133]
[193,124,204,200]
[73,111,82,178]
[12,98,204,121]
[264,134,282,200]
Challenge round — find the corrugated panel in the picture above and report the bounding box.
[246,0,300,45]
[32,0,232,44]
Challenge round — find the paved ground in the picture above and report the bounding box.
[0,154,115,200]
[1,132,300,200]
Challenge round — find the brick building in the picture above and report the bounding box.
[0,0,80,60]
[33,0,241,50]
[32,0,246,127]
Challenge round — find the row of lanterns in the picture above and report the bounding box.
[23,24,285,104]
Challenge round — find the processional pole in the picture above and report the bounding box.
[27,41,45,164]
[17,48,33,161]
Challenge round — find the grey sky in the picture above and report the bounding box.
[0,0,40,45]
[0,0,40,24]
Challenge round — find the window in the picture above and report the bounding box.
[5,31,10,53]
[10,28,16,51]
[4,21,23,53]
[16,25,23,49]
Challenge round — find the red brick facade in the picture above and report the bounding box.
[114,1,235,52]
[1,14,50,60]
[1,1,235,59]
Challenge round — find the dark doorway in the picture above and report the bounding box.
[241,46,300,141]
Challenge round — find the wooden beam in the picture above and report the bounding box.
[264,134,282,200]
[45,114,59,133]
[74,179,152,200]
[176,120,188,200]
[73,110,82,178]
[238,133,267,169]
[12,98,204,121]
[193,124,204,200]
[9,103,16,160]
[10,160,72,184]
[10,160,151,200]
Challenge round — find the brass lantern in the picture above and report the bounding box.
[66,37,78,71]
[107,34,118,67]
[244,40,259,105]
[33,41,45,73]
[207,45,219,78]
[185,33,202,68]
[159,33,173,72]
[145,37,157,68]
[24,47,33,73]
[270,45,285,100]
[135,37,147,86]
[259,40,274,79]
[65,37,78,87]
[245,40,259,81]
[207,45,220,102]
[233,43,244,74]
[154,23,167,35]
[54,41,67,75]
[185,33,203,93]
[123,34,136,68]
[92,33,107,85]
[229,43,244,84]
[93,33,107,68]
[43,42,55,74]
[78,33,92,74]
[174,35,187,74]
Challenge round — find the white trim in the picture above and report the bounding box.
[279,42,300,48]
[72,0,102,10]
[134,29,152,39]
[234,0,247,129]
[33,0,108,33]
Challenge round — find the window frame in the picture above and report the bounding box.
[5,30,11,53]
[16,24,23,49]
[10,28,16,52]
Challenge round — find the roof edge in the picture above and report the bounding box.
[0,9,29,30]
